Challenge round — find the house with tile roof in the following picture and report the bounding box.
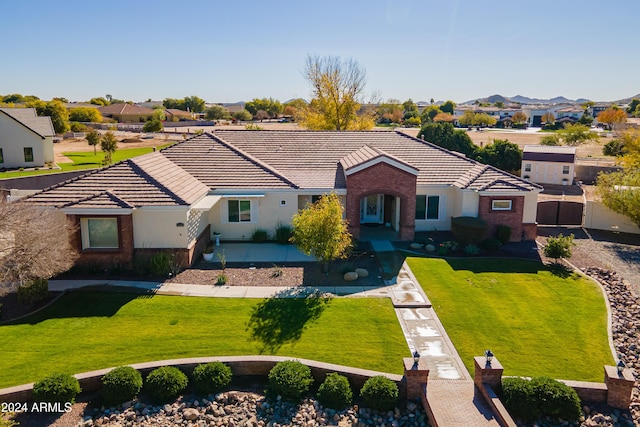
[26,130,542,269]
[0,108,55,169]
[521,145,576,185]
[98,103,155,123]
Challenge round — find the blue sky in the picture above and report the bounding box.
[2,0,639,104]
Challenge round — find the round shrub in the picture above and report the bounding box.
[101,366,143,406]
[33,373,81,404]
[501,376,581,422]
[501,377,537,421]
[496,225,512,244]
[144,366,188,403]
[17,278,49,304]
[359,376,398,411]
[451,216,488,245]
[267,360,313,401]
[192,362,232,395]
[317,373,352,410]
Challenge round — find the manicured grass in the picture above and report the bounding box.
[0,292,407,388]
[406,258,613,382]
[0,145,174,179]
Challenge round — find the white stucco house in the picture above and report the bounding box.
[521,145,576,185]
[25,130,542,268]
[0,108,55,169]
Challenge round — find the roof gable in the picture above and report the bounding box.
[0,108,55,137]
[340,145,419,176]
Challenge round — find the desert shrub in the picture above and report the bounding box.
[496,225,512,244]
[359,376,398,411]
[480,238,502,252]
[463,243,480,255]
[441,241,459,252]
[69,121,88,132]
[192,362,232,395]
[251,228,269,243]
[144,366,188,403]
[317,373,353,410]
[603,139,625,157]
[543,233,575,263]
[149,251,172,276]
[266,360,313,402]
[17,278,48,304]
[216,273,227,285]
[101,366,143,406]
[501,376,581,422]
[33,373,81,404]
[275,223,293,245]
[451,216,488,244]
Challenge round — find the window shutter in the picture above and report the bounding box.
[251,199,258,223]
[221,200,229,224]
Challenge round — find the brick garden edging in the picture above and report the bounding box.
[0,356,404,404]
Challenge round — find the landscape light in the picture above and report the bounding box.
[617,360,625,374]
[413,350,420,365]
[484,349,494,365]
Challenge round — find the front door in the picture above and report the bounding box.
[360,194,384,224]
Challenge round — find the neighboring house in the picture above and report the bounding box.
[164,109,194,121]
[0,108,55,169]
[98,103,155,123]
[521,145,576,185]
[25,130,542,269]
[555,106,584,121]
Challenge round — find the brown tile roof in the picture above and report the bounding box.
[454,165,540,192]
[339,145,418,174]
[26,152,209,208]
[98,103,155,116]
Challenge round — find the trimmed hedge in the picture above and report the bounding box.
[33,373,81,404]
[144,366,188,403]
[317,373,353,410]
[267,360,313,402]
[192,362,232,395]
[101,366,143,406]
[496,225,512,244]
[501,376,581,422]
[359,376,398,411]
[451,216,488,245]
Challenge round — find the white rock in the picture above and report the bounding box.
[355,268,369,277]
[343,271,358,281]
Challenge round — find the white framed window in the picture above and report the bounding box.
[492,200,512,211]
[524,163,531,172]
[562,165,570,175]
[221,199,258,224]
[416,195,441,220]
[24,147,34,162]
[280,199,287,207]
[81,218,119,249]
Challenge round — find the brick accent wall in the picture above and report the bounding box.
[478,196,529,242]
[344,162,417,240]
[69,214,135,269]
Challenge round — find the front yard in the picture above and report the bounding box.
[407,257,614,382]
[0,290,407,389]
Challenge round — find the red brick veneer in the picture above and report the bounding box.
[478,196,536,242]
[344,162,417,240]
[68,214,135,269]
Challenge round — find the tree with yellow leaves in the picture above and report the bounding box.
[597,107,627,130]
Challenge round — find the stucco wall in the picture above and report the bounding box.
[209,192,300,241]
[584,201,640,234]
[414,186,455,232]
[133,208,190,248]
[0,113,47,168]
[522,192,539,223]
[521,160,573,185]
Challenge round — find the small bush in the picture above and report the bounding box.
[451,216,488,244]
[149,251,172,276]
[267,360,313,401]
[144,366,188,403]
[101,366,143,406]
[317,373,353,410]
[251,228,269,243]
[501,376,581,422]
[441,241,459,252]
[216,273,227,285]
[359,376,398,411]
[437,245,449,256]
[480,238,502,252]
[192,362,232,395]
[33,373,81,404]
[17,278,48,304]
[543,233,575,263]
[275,223,293,245]
[463,243,480,255]
[603,139,625,157]
[496,225,512,244]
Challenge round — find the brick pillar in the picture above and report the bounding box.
[604,365,635,409]
[403,358,429,400]
[474,356,503,392]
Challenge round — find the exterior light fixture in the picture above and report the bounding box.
[617,360,626,374]
[484,349,494,365]
[413,350,420,365]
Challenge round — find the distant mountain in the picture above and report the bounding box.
[614,94,640,104]
[464,94,588,105]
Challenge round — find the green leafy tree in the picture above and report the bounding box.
[2,93,39,104]
[597,169,640,229]
[540,134,561,146]
[298,55,373,130]
[473,112,497,127]
[143,119,163,132]
[86,129,101,155]
[291,193,352,273]
[458,110,476,127]
[558,123,599,146]
[474,139,522,173]
[69,107,101,123]
[421,105,441,124]
[543,233,575,263]
[31,100,70,134]
[418,122,476,156]
[402,99,419,120]
[627,99,640,115]
[183,95,206,113]
[205,104,230,120]
[232,110,252,121]
[376,99,403,124]
[439,100,456,114]
[245,98,283,119]
[89,97,109,106]
[100,131,118,165]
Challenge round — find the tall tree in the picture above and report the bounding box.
[100,131,118,165]
[205,105,230,120]
[597,169,640,229]
[0,199,78,290]
[421,105,441,124]
[597,107,627,130]
[439,100,456,114]
[541,112,556,125]
[69,107,101,122]
[418,122,476,156]
[298,55,373,130]
[511,111,528,125]
[183,96,206,113]
[558,123,599,146]
[474,139,522,173]
[291,193,352,273]
[86,129,101,155]
[29,100,70,134]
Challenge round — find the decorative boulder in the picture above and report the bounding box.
[343,271,359,282]
[355,268,369,278]
[425,244,436,252]
[182,408,200,421]
[410,242,424,249]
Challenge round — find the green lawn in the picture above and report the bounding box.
[0,145,174,179]
[406,258,613,382]
[0,291,408,388]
